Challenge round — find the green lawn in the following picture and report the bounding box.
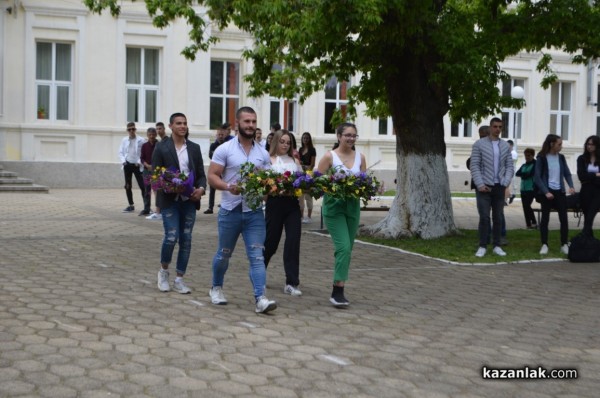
[357,229,575,263]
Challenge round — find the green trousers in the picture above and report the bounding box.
[322,195,361,282]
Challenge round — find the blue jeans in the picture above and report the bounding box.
[160,200,197,275]
[476,184,505,247]
[212,205,267,299]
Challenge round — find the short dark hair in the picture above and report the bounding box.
[169,112,186,125]
[126,121,135,128]
[221,122,231,130]
[236,107,256,120]
[155,122,165,128]
[507,140,514,145]
[271,122,281,131]
[490,117,502,125]
[524,148,535,157]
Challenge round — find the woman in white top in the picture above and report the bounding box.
[317,122,366,307]
[263,130,304,296]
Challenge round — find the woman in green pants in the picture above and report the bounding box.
[317,122,367,307]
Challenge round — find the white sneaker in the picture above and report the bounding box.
[492,246,506,256]
[560,244,569,255]
[146,213,162,220]
[283,285,302,296]
[539,244,549,255]
[157,269,170,292]
[475,247,486,257]
[209,286,227,305]
[255,296,277,313]
[173,279,191,294]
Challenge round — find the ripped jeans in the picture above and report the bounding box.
[160,199,197,275]
[212,204,267,299]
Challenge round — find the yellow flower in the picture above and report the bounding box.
[295,189,302,197]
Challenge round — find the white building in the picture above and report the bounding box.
[1,0,599,189]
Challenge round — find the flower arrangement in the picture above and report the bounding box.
[145,167,195,197]
[238,162,381,209]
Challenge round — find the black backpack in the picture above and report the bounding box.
[568,233,600,263]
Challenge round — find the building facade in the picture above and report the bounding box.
[1,0,599,188]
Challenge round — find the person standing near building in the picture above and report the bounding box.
[515,148,538,229]
[204,126,228,214]
[534,134,575,255]
[207,106,277,314]
[317,122,366,307]
[299,132,317,223]
[118,122,146,213]
[254,128,267,149]
[470,117,514,257]
[140,127,158,216]
[156,122,167,141]
[576,135,600,237]
[152,112,206,294]
[264,129,303,297]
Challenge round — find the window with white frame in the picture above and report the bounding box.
[270,98,298,132]
[378,117,395,135]
[324,76,350,134]
[500,78,525,140]
[126,47,159,123]
[596,84,600,135]
[550,81,572,140]
[210,60,239,129]
[450,120,473,138]
[36,42,72,121]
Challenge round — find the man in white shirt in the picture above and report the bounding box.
[118,122,146,213]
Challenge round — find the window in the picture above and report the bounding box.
[210,60,239,129]
[126,47,159,123]
[450,120,473,138]
[270,98,298,132]
[324,76,350,134]
[550,82,572,140]
[36,42,72,121]
[500,78,525,139]
[596,85,600,136]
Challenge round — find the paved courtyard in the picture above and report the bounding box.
[0,189,599,397]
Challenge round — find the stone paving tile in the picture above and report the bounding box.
[1,189,600,397]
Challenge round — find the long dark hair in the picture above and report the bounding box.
[538,134,562,157]
[300,132,314,153]
[583,135,600,165]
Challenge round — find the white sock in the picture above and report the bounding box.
[175,277,182,283]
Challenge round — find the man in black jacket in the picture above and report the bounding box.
[152,112,207,294]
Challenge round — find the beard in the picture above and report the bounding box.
[238,128,255,140]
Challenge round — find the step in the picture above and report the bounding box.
[0,177,34,184]
[0,184,49,193]
[0,171,18,178]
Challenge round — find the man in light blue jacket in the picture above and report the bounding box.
[470,117,514,257]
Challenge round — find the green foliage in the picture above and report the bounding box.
[84,0,600,125]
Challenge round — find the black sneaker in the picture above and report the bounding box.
[122,205,135,213]
[330,285,349,307]
[509,194,516,204]
[138,210,150,216]
[203,208,213,214]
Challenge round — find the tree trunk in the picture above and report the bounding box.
[361,53,458,239]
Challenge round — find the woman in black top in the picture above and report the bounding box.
[577,135,600,236]
[299,132,317,223]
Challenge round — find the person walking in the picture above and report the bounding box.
[152,113,207,294]
[140,127,158,216]
[263,129,303,297]
[299,132,317,224]
[534,134,575,255]
[207,106,277,314]
[515,148,538,229]
[204,126,229,214]
[577,135,600,237]
[118,122,146,213]
[470,117,514,257]
[317,122,366,307]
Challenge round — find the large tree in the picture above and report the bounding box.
[86,0,600,238]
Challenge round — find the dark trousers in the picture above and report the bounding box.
[540,189,568,245]
[520,190,537,227]
[142,170,152,211]
[123,163,147,209]
[476,184,505,247]
[580,183,600,236]
[264,196,301,286]
[207,185,216,210]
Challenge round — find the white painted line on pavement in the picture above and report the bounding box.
[189,300,204,307]
[318,354,351,366]
[60,248,68,251]
[52,319,86,331]
[138,279,151,284]
[239,322,257,328]
[97,263,109,268]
